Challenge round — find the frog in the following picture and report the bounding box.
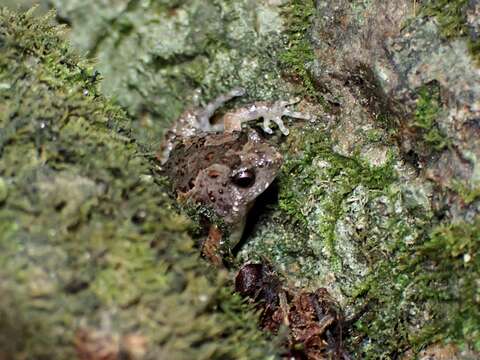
[159,88,312,265]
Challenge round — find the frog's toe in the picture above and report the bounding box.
[273,116,289,136]
[283,109,313,121]
[262,118,274,134]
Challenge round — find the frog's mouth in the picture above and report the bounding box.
[199,177,280,266]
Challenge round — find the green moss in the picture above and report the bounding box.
[352,212,480,357]
[451,181,480,205]
[408,218,480,351]
[0,7,275,359]
[279,0,318,99]
[421,0,480,66]
[278,127,397,272]
[413,85,450,151]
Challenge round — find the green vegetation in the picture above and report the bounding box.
[413,85,450,151]
[353,212,480,357]
[451,181,480,205]
[0,7,275,359]
[409,219,480,351]
[274,94,478,357]
[421,0,480,65]
[277,127,397,273]
[279,0,318,98]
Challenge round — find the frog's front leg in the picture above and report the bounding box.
[196,87,246,132]
[223,99,313,135]
[201,225,224,267]
[201,219,246,267]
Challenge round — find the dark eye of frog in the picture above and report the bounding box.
[232,169,256,188]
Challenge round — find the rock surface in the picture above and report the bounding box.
[1,0,480,358]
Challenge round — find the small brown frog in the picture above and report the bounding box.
[159,88,311,265]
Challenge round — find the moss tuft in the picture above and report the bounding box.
[279,0,318,99]
[408,218,480,351]
[353,214,480,357]
[413,85,450,151]
[451,181,480,205]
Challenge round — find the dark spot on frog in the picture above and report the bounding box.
[208,190,216,202]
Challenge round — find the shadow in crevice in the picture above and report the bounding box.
[231,180,280,257]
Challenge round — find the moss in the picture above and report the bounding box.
[451,181,480,205]
[352,213,480,357]
[0,7,275,359]
[43,0,294,147]
[421,0,480,66]
[413,85,450,151]
[277,126,397,274]
[421,0,468,38]
[408,218,480,351]
[279,0,318,99]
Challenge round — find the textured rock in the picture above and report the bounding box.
[2,0,480,358]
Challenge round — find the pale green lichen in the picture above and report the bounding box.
[421,0,480,66]
[42,0,295,147]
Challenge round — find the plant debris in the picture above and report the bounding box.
[235,263,350,359]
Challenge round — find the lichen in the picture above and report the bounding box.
[40,0,295,147]
[421,0,480,66]
[4,1,480,358]
[239,121,407,298]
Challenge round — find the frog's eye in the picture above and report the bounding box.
[232,169,256,188]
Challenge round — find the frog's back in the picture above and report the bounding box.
[163,131,248,194]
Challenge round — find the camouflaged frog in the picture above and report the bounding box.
[159,88,312,265]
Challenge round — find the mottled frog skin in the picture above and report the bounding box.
[160,88,311,264]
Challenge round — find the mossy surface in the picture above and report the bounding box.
[421,0,480,65]
[239,121,424,296]
[421,0,469,38]
[354,215,480,357]
[3,1,480,358]
[0,8,275,359]
[413,85,450,152]
[278,0,317,99]
[40,0,298,148]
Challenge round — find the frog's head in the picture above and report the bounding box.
[187,130,282,244]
